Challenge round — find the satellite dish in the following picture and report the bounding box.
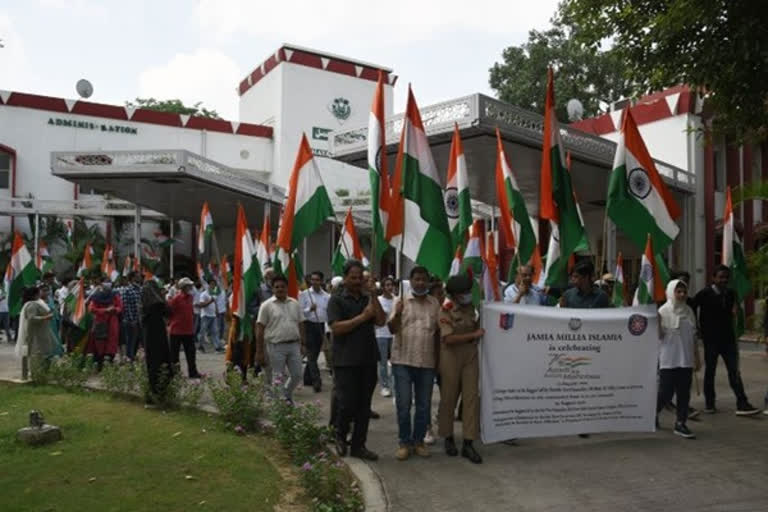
[76,79,93,99]
[566,98,584,121]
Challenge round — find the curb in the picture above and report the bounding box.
[342,457,390,512]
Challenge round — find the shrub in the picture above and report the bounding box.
[45,354,95,390]
[269,396,332,465]
[208,368,266,432]
[299,454,364,512]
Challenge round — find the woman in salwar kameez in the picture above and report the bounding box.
[15,286,55,378]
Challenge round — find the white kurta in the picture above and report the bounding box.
[658,318,695,369]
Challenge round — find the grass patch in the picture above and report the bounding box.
[0,383,297,512]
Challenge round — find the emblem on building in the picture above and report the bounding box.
[329,97,351,123]
[627,167,652,199]
[444,187,459,219]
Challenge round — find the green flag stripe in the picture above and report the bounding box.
[290,186,334,250]
[506,182,535,265]
[402,154,450,234]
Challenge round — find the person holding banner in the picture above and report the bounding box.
[388,266,441,461]
[560,261,611,309]
[437,275,485,464]
[504,265,547,305]
[656,279,699,439]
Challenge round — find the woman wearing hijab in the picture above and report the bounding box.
[15,286,55,378]
[142,278,173,404]
[87,276,123,370]
[657,279,700,439]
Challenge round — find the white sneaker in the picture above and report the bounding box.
[380,387,392,397]
[763,409,768,416]
[424,430,435,445]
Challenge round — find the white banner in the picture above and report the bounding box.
[480,303,659,443]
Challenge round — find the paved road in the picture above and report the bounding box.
[2,341,767,511]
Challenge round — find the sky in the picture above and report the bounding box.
[0,0,560,121]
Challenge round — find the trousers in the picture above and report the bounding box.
[268,341,303,400]
[392,364,435,445]
[333,365,377,451]
[657,367,692,423]
[703,340,748,408]
[438,342,479,440]
[303,322,325,390]
[170,334,200,378]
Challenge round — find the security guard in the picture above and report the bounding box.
[437,275,485,464]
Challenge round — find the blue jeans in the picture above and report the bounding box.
[392,364,435,446]
[376,337,392,389]
[199,316,221,350]
[122,322,140,360]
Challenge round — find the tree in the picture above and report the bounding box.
[125,98,222,119]
[489,24,636,121]
[561,0,768,141]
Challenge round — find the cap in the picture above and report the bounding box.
[178,277,194,288]
[446,275,472,295]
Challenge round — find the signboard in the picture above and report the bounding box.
[480,303,658,443]
[48,117,138,135]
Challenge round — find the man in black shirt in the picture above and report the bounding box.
[327,259,386,460]
[694,265,760,416]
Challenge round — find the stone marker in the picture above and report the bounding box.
[17,410,62,446]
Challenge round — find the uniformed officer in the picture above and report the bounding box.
[437,275,485,464]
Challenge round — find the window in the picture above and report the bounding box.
[0,151,10,189]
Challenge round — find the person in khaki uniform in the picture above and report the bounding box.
[437,275,485,464]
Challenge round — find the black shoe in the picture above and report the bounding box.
[461,442,482,464]
[673,422,696,439]
[444,437,458,457]
[351,446,379,461]
[313,383,322,393]
[334,439,348,457]
[664,401,676,412]
[703,405,716,414]
[735,402,761,416]
[578,434,590,438]
[369,410,381,420]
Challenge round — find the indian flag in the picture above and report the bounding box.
[531,243,545,288]
[198,201,214,254]
[332,208,369,276]
[462,219,484,279]
[633,234,665,305]
[70,278,87,327]
[723,187,751,337]
[388,86,452,279]
[495,127,535,267]
[445,123,472,250]
[65,219,74,242]
[540,68,588,287]
[449,241,464,277]
[36,240,53,273]
[368,71,393,264]
[482,231,501,302]
[100,244,119,282]
[256,214,272,271]
[608,108,681,252]
[613,252,625,307]
[9,232,40,316]
[76,241,93,278]
[274,134,334,276]
[231,204,261,338]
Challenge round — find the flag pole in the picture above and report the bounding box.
[169,217,175,279]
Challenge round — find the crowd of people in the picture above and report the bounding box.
[8,258,768,458]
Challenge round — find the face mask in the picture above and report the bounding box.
[456,293,473,305]
[411,287,429,297]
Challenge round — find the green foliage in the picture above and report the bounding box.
[43,354,96,389]
[208,369,267,432]
[269,395,332,465]
[126,98,222,119]
[561,0,768,141]
[489,22,635,120]
[100,359,202,408]
[300,453,364,512]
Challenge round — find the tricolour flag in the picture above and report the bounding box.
[100,244,118,282]
[76,241,93,278]
[633,234,665,305]
[332,208,369,276]
[368,71,393,264]
[65,219,74,242]
[274,134,334,276]
[445,124,472,250]
[462,219,484,279]
[36,240,53,273]
[495,127,535,268]
[608,108,681,252]
[540,68,588,287]
[723,187,751,338]
[482,231,501,302]
[531,243,545,289]
[70,278,87,327]
[231,204,262,339]
[449,242,463,277]
[154,231,177,248]
[387,86,452,279]
[198,201,214,254]
[256,214,272,271]
[613,252,625,307]
[9,232,40,316]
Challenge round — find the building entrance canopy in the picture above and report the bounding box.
[51,150,285,228]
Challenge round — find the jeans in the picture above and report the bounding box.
[122,322,140,360]
[657,367,693,423]
[333,365,377,451]
[703,341,749,408]
[199,316,221,350]
[304,322,325,390]
[392,364,435,446]
[217,314,227,343]
[0,311,10,341]
[170,334,200,378]
[268,341,303,400]
[376,337,392,389]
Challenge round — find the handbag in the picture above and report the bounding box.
[92,320,109,341]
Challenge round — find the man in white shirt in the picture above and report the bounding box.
[299,271,331,392]
[257,275,305,401]
[197,279,223,353]
[503,265,547,305]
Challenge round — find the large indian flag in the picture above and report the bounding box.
[9,232,40,316]
[198,201,214,255]
[388,86,452,279]
[461,219,484,279]
[445,124,472,250]
[231,204,261,338]
[633,235,665,305]
[495,127,535,267]
[723,187,751,337]
[332,208,369,275]
[540,68,588,287]
[368,71,392,264]
[274,134,334,276]
[608,109,681,252]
